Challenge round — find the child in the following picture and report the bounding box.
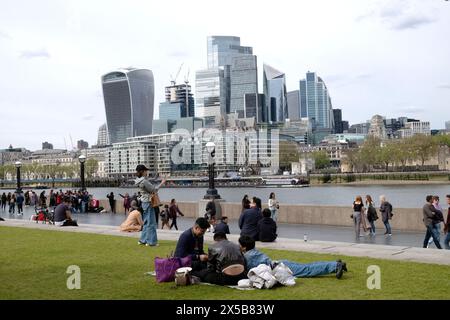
[160,204,171,229]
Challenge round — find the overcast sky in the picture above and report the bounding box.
[1,0,449,151]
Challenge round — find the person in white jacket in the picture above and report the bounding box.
[268,192,279,222]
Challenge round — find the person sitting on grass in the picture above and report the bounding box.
[174,217,210,271]
[257,208,277,242]
[160,204,171,229]
[214,216,230,234]
[53,197,78,227]
[119,201,144,232]
[238,235,348,279]
[192,232,247,286]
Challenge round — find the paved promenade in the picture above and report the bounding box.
[1,218,449,266]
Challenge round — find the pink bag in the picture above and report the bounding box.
[154,256,192,283]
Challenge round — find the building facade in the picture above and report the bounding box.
[287,90,300,121]
[97,123,109,146]
[263,64,288,123]
[230,55,258,118]
[102,68,154,144]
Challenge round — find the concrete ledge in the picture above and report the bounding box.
[1,219,449,266]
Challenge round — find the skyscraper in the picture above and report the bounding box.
[230,55,258,118]
[244,93,265,123]
[102,68,154,144]
[333,109,343,134]
[97,123,109,146]
[299,72,334,130]
[161,82,194,118]
[287,90,300,121]
[207,36,253,69]
[195,68,225,127]
[263,64,288,123]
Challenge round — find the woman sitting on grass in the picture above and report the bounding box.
[120,201,144,232]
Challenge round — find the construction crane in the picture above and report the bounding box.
[170,63,184,86]
[184,68,190,117]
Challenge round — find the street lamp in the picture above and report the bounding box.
[204,142,220,199]
[78,155,86,191]
[15,161,22,193]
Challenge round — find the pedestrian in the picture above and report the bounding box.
[24,192,30,206]
[352,196,365,237]
[268,192,279,222]
[119,193,131,215]
[257,208,277,242]
[169,198,184,230]
[366,195,378,236]
[16,193,24,215]
[428,196,445,247]
[1,192,6,211]
[379,195,393,236]
[107,192,115,213]
[241,195,250,213]
[239,197,262,241]
[135,164,166,246]
[9,194,16,214]
[422,195,442,249]
[444,195,450,250]
[160,204,171,229]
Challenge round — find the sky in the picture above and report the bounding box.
[0,0,449,151]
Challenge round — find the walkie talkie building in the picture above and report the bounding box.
[102,68,154,144]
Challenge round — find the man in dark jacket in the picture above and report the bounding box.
[214,216,230,234]
[444,195,450,250]
[238,197,262,241]
[257,209,277,242]
[192,232,246,285]
[422,195,442,249]
[174,217,209,270]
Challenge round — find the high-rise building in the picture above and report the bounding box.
[162,82,194,118]
[299,72,334,130]
[195,68,225,127]
[333,109,343,134]
[368,115,387,139]
[445,120,450,131]
[263,64,288,123]
[77,140,89,150]
[207,36,253,69]
[287,90,300,121]
[244,93,265,123]
[342,121,349,132]
[230,55,258,118]
[42,142,53,150]
[97,123,109,146]
[102,68,154,144]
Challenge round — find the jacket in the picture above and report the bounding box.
[207,240,245,274]
[174,228,205,261]
[169,204,184,219]
[244,249,272,270]
[257,217,277,242]
[239,207,262,240]
[422,203,438,227]
[134,177,158,203]
[445,208,450,233]
[246,263,296,289]
[380,202,393,222]
[213,221,230,234]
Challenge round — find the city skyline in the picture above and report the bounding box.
[1,0,449,150]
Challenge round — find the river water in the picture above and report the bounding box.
[4,184,449,208]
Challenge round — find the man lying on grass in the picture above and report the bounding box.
[238,235,347,279]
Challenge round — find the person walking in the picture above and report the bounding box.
[160,204,171,229]
[422,195,442,249]
[379,195,393,236]
[268,192,279,222]
[107,192,115,213]
[366,195,378,236]
[9,194,16,214]
[352,196,365,237]
[16,193,24,215]
[444,195,450,250]
[135,164,166,246]
[119,193,131,215]
[169,198,184,231]
[428,196,445,247]
[1,193,6,211]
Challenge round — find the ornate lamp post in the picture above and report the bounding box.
[78,155,86,191]
[15,161,22,193]
[204,142,220,199]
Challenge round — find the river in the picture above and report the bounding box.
[4,184,449,208]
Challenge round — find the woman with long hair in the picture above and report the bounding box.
[352,195,365,237]
[365,195,378,236]
[242,194,250,213]
[268,192,279,222]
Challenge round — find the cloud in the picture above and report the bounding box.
[392,15,437,30]
[436,83,450,89]
[81,114,94,121]
[397,106,426,114]
[19,48,51,59]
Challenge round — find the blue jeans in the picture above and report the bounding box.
[444,232,450,250]
[383,220,392,234]
[140,202,157,245]
[423,224,442,249]
[281,260,337,278]
[270,209,278,222]
[369,221,376,234]
[353,212,361,237]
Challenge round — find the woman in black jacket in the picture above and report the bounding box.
[257,208,277,242]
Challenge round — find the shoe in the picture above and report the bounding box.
[336,262,344,279]
[384,232,388,235]
[342,262,347,272]
[388,234,392,236]
[138,241,146,246]
[146,243,159,247]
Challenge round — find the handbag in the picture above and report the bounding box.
[175,267,193,286]
[154,255,191,283]
[150,193,161,208]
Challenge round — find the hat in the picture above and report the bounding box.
[136,164,150,172]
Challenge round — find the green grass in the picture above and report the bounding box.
[0,226,449,300]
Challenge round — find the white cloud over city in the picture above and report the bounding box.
[0,0,449,150]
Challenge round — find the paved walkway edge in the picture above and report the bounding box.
[1,219,449,266]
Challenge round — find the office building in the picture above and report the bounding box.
[287,90,300,121]
[97,123,109,146]
[263,64,288,123]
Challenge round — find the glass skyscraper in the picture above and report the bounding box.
[102,68,154,144]
[299,72,334,130]
[230,55,258,118]
[263,64,288,123]
[195,68,225,127]
[287,90,300,121]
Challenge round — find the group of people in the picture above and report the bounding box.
[172,217,347,286]
[351,195,393,237]
[422,194,450,250]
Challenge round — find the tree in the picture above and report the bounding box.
[410,134,438,170]
[279,141,300,171]
[313,151,331,170]
[85,159,99,179]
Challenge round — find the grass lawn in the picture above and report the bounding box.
[0,226,449,300]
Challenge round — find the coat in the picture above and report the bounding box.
[238,207,262,241]
[257,217,277,242]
